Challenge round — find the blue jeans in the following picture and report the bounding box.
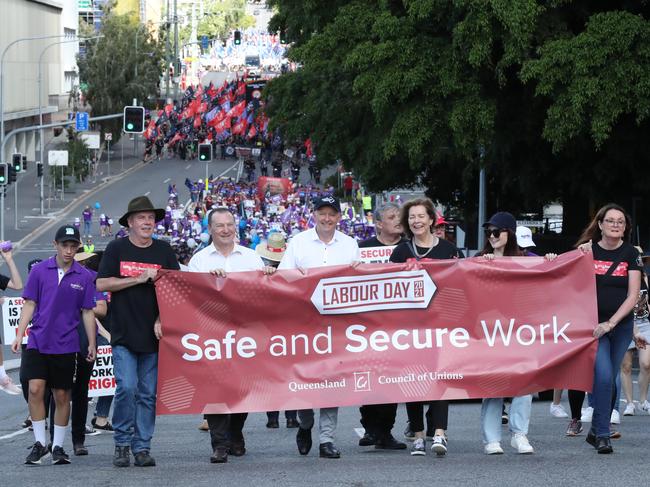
[83,220,91,236]
[592,317,633,437]
[481,395,532,444]
[112,345,158,453]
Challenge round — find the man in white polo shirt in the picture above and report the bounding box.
[188,207,275,464]
[278,195,359,459]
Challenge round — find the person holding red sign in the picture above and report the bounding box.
[0,245,23,395]
[278,195,360,459]
[568,204,645,454]
[389,198,464,457]
[188,207,276,463]
[97,196,180,468]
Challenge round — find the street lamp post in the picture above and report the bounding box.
[1,34,74,162]
[36,36,103,218]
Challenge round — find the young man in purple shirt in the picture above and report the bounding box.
[12,225,97,465]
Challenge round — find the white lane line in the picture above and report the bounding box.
[163,178,170,183]
[0,428,30,440]
[144,191,151,196]
[354,427,365,438]
[185,164,191,170]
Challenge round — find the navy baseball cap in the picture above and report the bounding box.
[313,195,341,213]
[483,212,516,232]
[55,225,81,243]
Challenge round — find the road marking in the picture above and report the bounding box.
[354,427,364,438]
[0,428,30,441]
[163,178,171,183]
[144,191,150,196]
[185,164,191,170]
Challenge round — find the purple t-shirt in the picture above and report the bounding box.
[83,209,92,222]
[23,256,96,354]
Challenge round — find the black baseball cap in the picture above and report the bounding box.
[313,195,341,213]
[483,212,516,232]
[55,225,82,244]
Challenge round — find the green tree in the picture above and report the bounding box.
[265,1,650,244]
[77,13,164,142]
[179,0,256,47]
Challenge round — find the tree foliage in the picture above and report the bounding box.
[77,13,164,142]
[265,1,650,242]
[179,0,256,46]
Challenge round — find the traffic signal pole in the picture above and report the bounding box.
[0,112,123,241]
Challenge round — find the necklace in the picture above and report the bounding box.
[412,236,437,258]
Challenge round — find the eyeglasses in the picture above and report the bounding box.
[484,228,506,239]
[603,219,626,227]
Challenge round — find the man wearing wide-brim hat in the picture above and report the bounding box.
[97,196,180,468]
[255,232,287,264]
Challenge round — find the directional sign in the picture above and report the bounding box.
[105,132,112,141]
[76,111,89,131]
[201,35,209,50]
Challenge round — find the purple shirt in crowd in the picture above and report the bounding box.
[82,209,92,222]
[23,256,96,354]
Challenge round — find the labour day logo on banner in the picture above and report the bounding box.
[310,270,436,315]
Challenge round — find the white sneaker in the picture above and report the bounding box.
[623,402,636,416]
[610,409,621,424]
[511,433,534,454]
[0,375,21,395]
[580,406,593,422]
[640,400,650,413]
[549,403,569,418]
[484,442,504,455]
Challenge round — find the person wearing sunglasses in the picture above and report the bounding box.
[478,212,557,455]
[567,203,645,454]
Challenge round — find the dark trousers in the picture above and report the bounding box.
[48,353,94,444]
[266,410,297,422]
[406,401,449,432]
[359,403,398,437]
[207,413,248,450]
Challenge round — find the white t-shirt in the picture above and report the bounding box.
[188,243,264,273]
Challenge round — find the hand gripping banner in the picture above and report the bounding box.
[155,251,598,415]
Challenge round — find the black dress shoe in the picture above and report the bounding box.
[286,418,300,428]
[296,427,312,455]
[73,443,88,456]
[229,440,246,457]
[596,437,613,454]
[374,435,407,450]
[358,432,376,446]
[266,419,280,429]
[586,430,597,448]
[210,447,228,463]
[319,442,341,459]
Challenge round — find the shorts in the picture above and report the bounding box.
[628,318,650,350]
[20,348,76,390]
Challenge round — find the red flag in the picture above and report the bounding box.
[228,100,246,119]
[236,81,246,97]
[193,115,202,129]
[214,117,231,134]
[198,102,208,114]
[232,118,248,136]
[143,119,156,139]
[305,138,313,157]
[168,133,183,147]
[165,103,173,116]
[247,125,257,139]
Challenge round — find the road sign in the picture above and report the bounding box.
[201,35,209,50]
[105,132,112,141]
[80,132,101,149]
[48,150,69,166]
[76,111,89,131]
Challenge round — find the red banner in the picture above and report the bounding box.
[155,251,598,415]
[256,176,292,198]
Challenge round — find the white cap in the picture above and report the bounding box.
[516,226,536,248]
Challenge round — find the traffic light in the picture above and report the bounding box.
[8,160,17,183]
[22,155,27,171]
[123,106,145,133]
[12,153,22,173]
[234,30,241,45]
[0,163,7,185]
[37,162,43,178]
[198,143,212,162]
